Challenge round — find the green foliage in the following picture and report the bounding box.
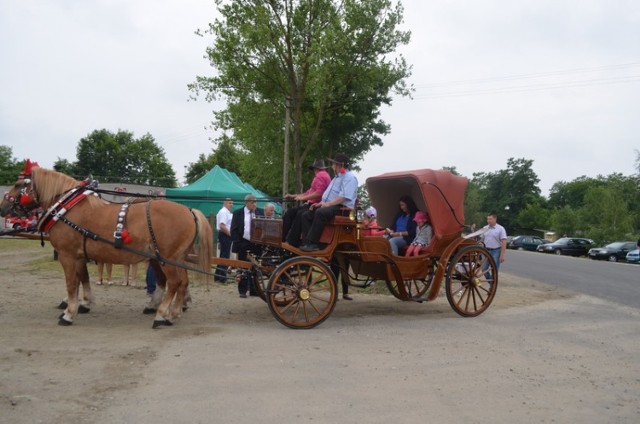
[185,135,244,184]
[75,129,177,186]
[471,158,542,229]
[0,145,23,184]
[191,0,412,195]
[580,185,634,245]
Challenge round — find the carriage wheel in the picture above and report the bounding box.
[445,245,497,317]
[266,256,337,329]
[385,263,435,301]
[251,267,268,302]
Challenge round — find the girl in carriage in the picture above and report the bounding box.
[405,211,432,256]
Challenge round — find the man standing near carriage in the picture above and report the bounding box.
[299,153,358,252]
[231,194,263,297]
[214,197,234,282]
[282,159,331,247]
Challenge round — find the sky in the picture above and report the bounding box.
[1,0,639,196]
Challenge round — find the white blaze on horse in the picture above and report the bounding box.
[0,160,213,328]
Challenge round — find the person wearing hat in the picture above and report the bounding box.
[299,153,358,252]
[282,159,331,247]
[361,206,385,236]
[405,211,433,256]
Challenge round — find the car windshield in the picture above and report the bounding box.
[605,242,626,249]
[554,238,570,245]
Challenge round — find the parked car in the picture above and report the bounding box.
[508,235,546,251]
[588,241,637,262]
[536,237,594,256]
[626,249,640,264]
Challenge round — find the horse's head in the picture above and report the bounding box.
[1,176,40,217]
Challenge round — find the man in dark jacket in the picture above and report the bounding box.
[231,194,263,297]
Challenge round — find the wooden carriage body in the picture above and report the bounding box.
[248,169,497,329]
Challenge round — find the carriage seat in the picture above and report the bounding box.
[318,208,353,244]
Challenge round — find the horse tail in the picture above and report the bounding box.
[192,209,213,284]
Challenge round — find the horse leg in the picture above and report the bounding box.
[170,268,189,320]
[58,255,82,326]
[77,262,93,314]
[152,266,178,329]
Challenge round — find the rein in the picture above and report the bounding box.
[56,214,216,277]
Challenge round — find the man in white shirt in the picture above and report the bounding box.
[214,198,234,282]
[481,212,507,280]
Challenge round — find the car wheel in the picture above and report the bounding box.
[554,249,562,255]
[517,247,524,251]
[608,255,618,262]
[13,223,20,230]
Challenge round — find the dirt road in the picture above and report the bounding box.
[1,239,638,423]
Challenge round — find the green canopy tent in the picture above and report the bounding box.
[165,165,281,217]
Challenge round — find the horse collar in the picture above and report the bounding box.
[38,187,98,233]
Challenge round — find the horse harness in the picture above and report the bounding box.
[34,183,208,276]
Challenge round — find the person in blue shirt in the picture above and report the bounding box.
[383,195,419,255]
[299,153,358,252]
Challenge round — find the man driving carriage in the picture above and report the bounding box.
[299,153,358,252]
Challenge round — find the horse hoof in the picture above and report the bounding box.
[57,301,68,310]
[78,305,90,314]
[152,319,173,329]
[58,316,73,326]
[182,306,189,312]
[143,307,156,315]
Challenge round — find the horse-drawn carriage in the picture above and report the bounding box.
[2,162,497,329]
[238,168,497,329]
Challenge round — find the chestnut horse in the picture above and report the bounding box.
[0,164,212,328]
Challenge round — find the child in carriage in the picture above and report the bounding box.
[405,211,432,256]
[362,206,385,236]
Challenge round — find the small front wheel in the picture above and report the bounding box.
[608,255,618,262]
[266,257,337,329]
[445,245,497,317]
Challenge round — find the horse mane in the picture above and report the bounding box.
[31,167,82,208]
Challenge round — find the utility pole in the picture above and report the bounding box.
[282,96,291,211]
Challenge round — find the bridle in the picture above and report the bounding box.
[3,175,39,216]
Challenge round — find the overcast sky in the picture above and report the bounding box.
[1,0,638,196]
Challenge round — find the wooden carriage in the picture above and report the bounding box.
[246,168,498,329]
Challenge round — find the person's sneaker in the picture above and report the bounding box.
[343,294,353,301]
[107,280,113,285]
[96,280,103,285]
[239,293,247,298]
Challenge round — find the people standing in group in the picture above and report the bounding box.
[231,194,263,297]
[96,262,113,285]
[384,195,419,255]
[361,206,385,236]
[215,198,234,282]
[299,153,359,252]
[405,211,433,256]
[481,212,507,278]
[282,159,331,247]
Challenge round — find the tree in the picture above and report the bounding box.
[75,129,177,186]
[0,145,22,184]
[53,158,78,176]
[472,158,542,230]
[185,135,244,184]
[191,0,412,194]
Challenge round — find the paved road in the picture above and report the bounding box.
[501,249,640,308]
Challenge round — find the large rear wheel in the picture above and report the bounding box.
[445,245,497,317]
[266,257,338,329]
